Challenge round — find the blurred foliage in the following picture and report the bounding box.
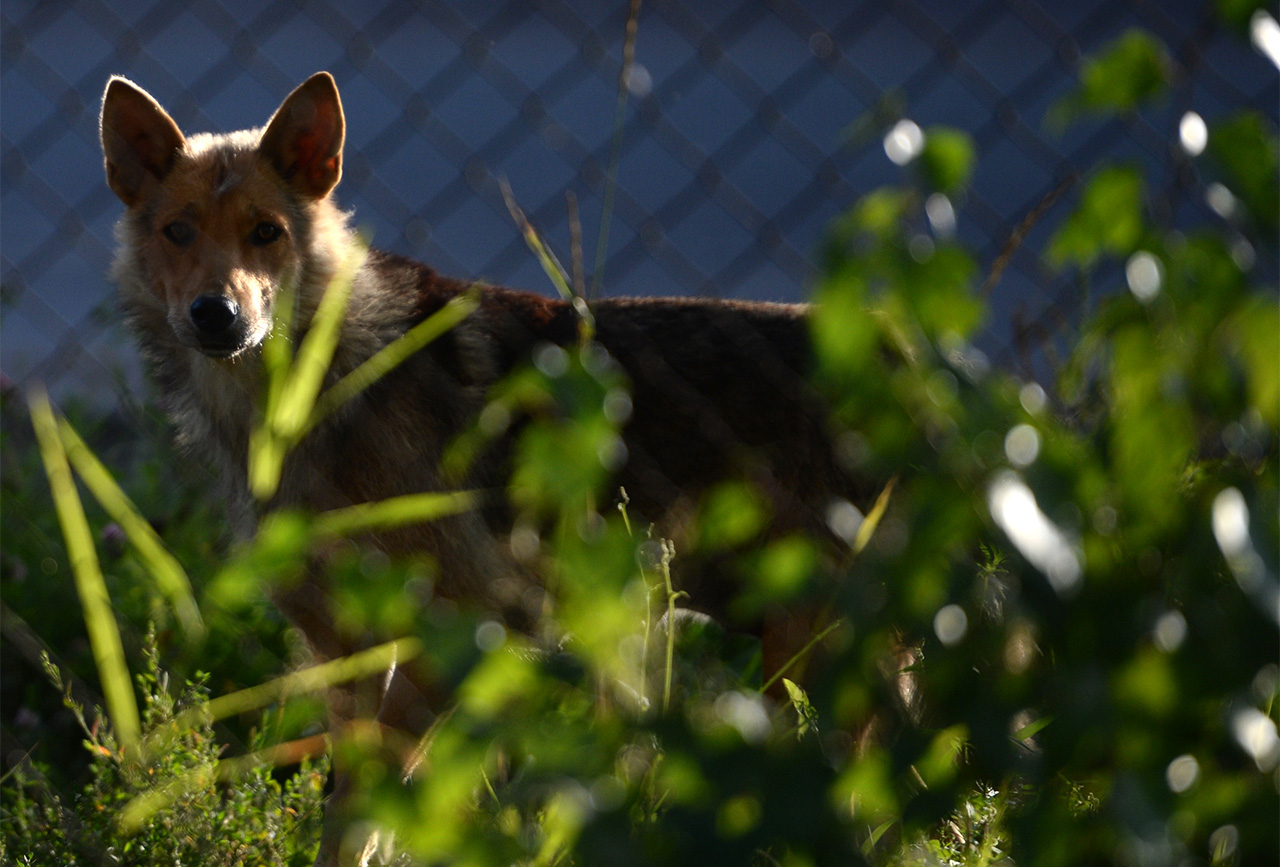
[3,11,1278,867]
[918,127,977,197]
[1048,166,1145,269]
[1209,110,1280,236]
[1048,29,1171,128]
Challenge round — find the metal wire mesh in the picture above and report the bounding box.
[1,0,1275,396]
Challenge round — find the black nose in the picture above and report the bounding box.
[189,294,239,337]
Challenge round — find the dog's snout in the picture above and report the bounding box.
[189,294,240,337]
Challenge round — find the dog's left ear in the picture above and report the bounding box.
[260,72,345,199]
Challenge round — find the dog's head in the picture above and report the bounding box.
[101,72,345,358]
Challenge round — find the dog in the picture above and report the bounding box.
[101,71,873,865]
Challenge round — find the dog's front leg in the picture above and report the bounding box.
[313,656,441,866]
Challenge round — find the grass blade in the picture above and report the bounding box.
[250,241,367,500]
[249,279,298,499]
[501,179,596,344]
[206,637,420,723]
[272,240,368,438]
[591,0,643,300]
[500,181,572,300]
[761,618,846,696]
[260,279,298,421]
[659,540,679,714]
[306,288,480,433]
[313,490,480,538]
[55,416,204,640]
[247,425,289,502]
[1014,714,1054,741]
[118,760,216,833]
[148,637,421,753]
[28,386,140,751]
[129,638,422,809]
[854,476,897,555]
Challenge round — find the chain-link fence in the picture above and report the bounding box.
[1,0,1275,397]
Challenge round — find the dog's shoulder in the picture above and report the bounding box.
[356,249,579,391]
[364,250,570,330]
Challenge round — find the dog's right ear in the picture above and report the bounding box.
[100,77,186,208]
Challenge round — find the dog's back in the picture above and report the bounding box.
[290,249,852,611]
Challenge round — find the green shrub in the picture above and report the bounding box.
[1,631,326,866]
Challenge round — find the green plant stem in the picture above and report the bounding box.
[661,540,677,714]
[760,619,845,696]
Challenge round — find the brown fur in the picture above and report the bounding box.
[102,72,866,865]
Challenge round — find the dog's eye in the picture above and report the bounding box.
[251,222,283,245]
[162,221,194,246]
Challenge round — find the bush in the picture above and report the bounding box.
[1,632,327,866]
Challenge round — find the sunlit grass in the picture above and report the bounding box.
[28,386,141,752]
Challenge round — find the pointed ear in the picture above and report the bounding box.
[259,72,345,199]
[100,76,187,208]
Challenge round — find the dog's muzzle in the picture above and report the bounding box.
[188,294,248,357]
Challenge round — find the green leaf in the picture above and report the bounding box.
[553,518,647,677]
[511,418,616,515]
[1109,325,1195,534]
[1215,0,1271,31]
[852,188,913,239]
[458,643,539,719]
[696,481,768,550]
[811,269,878,388]
[1082,30,1170,110]
[751,535,819,601]
[834,749,898,821]
[919,127,976,194]
[206,510,311,608]
[1112,646,1179,718]
[916,724,968,789]
[716,793,763,838]
[1051,30,1170,126]
[904,244,982,339]
[1049,166,1145,268]
[1208,111,1280,234]
[1014,715,1054,741]
[1228,297,1280,428]
[783,677,818,739]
